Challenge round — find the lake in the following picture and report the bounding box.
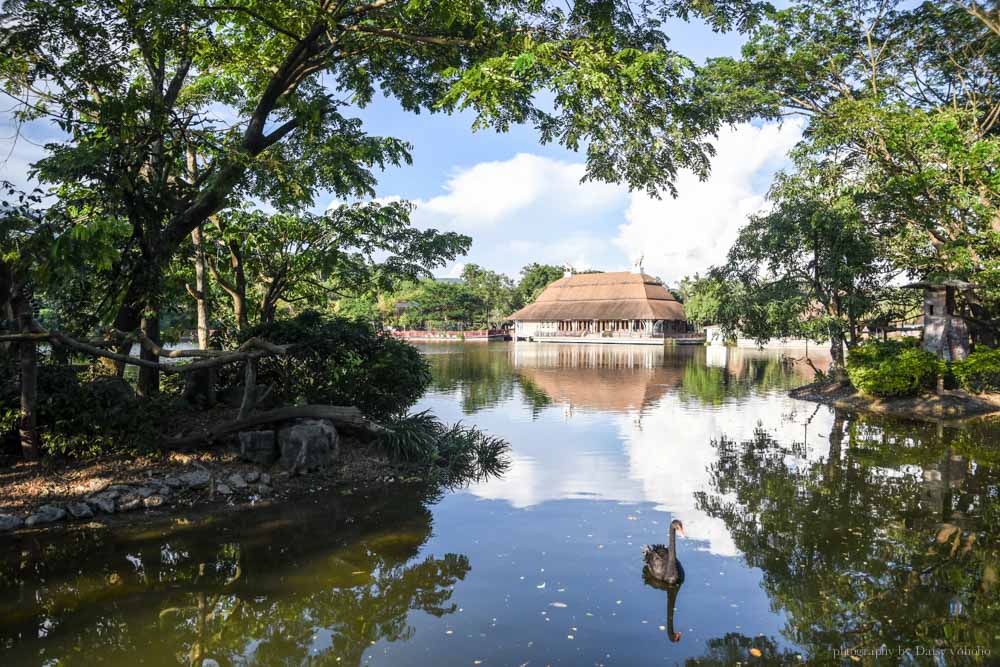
[2,342,999,665]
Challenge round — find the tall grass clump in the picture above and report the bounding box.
[380,410,510,485]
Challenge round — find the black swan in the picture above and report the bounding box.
[642,519,685,585]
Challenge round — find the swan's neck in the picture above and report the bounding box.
[668,525,677,562]
[667,584,678,634]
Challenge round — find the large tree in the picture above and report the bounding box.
[703,0,1000,342]
[1,0,764,393]
[715,154,909,375]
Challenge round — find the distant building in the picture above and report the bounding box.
[509,270,688,344]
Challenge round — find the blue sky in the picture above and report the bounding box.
[0,15,801,286]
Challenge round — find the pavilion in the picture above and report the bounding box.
[509,270,688,343]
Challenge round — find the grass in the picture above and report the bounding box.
[380,410,510,485]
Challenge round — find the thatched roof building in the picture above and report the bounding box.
[510,271,687,341]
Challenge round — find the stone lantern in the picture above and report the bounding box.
[903,280,974,362]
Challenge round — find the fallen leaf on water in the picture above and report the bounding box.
[550,602,567,608]
[750,648,762,657]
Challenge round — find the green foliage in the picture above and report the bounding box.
[0,361,181,457]
[210,204,470,327]
[1,0,767,338]
[229,311,430,420]
[380,410,510,485]
[846,339,942,398]
[701,0,1000,344]
[515,263,565,307]
[952,348,1000,394]
[460,264,515,328]
[395,280,485,330]
[677,273,726,326]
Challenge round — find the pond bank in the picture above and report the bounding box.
[790,381,1000,421]
[0,437,427,534]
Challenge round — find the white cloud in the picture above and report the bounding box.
[615,120,803,284]
[410,152,624,230]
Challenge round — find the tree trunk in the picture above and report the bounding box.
[829,327,847,383]
[189,224,216,405]
[192,225,210,350]
[237,357,258,421]
[15,309,40,460]
[137,312,161,397]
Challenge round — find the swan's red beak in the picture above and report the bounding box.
[670,632,682,643]
[676,524,685,538]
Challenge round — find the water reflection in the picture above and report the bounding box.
[0,488,469,666]
[696,412,1000,661]
[5,343,1000,664]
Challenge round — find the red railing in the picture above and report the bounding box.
[390,329,506,340]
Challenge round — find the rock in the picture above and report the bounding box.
[143,495,165,508]
[227,473,248,489]
[136,486,157,498]
[260,473,271,485]
[163,476,184,489]
[239,430,278,466]
[179,470,212,489]
[95,488,121,501]
[108,484,133,494]
[255,483,272,497]
[88,496,116,514]
[76,478,111,495]
[118,494,142,512]
[66,502,94,519]
[216,484,233,496]
[244,471,260,483]
[277,419,339,473]
[0,514,24,531]
[155,485,172,498]
[25,505,66,527]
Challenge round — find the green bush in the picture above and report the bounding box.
[952,348,1000,393]
[226,311,431,420]
[0,361,182,457]
[846,339,942,398]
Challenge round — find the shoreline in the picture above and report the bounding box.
[0,440,431,535]
[789,382,1000,422]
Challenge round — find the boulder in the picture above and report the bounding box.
[88,496,116,514]
[25,505,66,527]
[118,494,142,512]
[143,495,165,508]
[0,514,24,531]
[179,470,212,489]
[227,473,248,489]
[239,430,278,466]
[244,470,260,483]
[216,484,233,496]
[67,502,94,519]
[277,419,339,472]
[260,473,271,485]
[136,486,157,499]
[163,476,184,489]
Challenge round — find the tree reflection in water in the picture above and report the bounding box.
[0,487,470,666]
[696,410,1000,661]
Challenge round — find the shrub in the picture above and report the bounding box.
[952,348,1000,393]
[226,311,431,420]
[380,410,510,485]
[846,339,942,398]
[0,361,182,457]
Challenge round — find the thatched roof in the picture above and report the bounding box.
[509,271,686,322]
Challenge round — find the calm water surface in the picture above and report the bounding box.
[2,343,1000,665]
